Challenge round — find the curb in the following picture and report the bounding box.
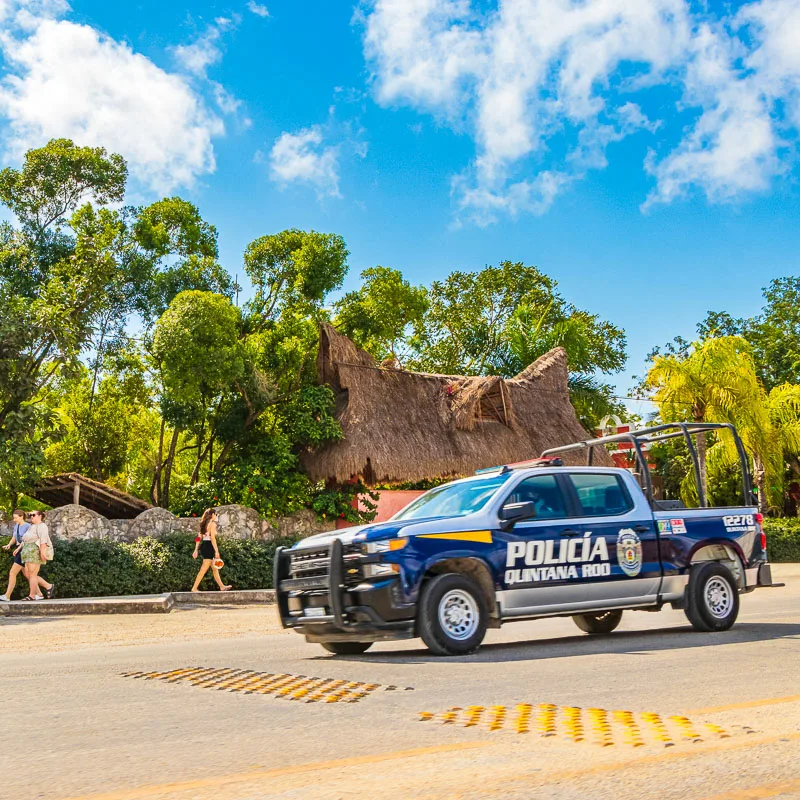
[0,593,174,616]
[0,589,276,617]
[172,589,276,605]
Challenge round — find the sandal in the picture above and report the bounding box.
[22,596,36,601]
[46,585,55,599]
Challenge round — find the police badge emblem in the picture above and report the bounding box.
[616,528,643,577]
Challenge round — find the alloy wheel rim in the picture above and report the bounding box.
[438,589,479,641]
[705,576,733,619]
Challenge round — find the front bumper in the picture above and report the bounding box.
[274,540,416,643]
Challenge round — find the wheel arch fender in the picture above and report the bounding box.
[422,556,500,627]
[688,540,746,590]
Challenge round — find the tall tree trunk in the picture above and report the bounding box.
[88,318,108,414]
[693,406,708,506]
[150,417,166,506]
[161,429,180,509]
[753,453,768,514]
[190,434,214,485]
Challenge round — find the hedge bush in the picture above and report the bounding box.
[0,533,299,600]
[763,519,800,562]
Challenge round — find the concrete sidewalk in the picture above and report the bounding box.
[0,589,275,616]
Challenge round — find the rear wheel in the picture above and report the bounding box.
[684,562,739,632]
[572,609,623,634]
[320,641,373,655]
[418,573,487,656]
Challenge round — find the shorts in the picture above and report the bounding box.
[21,542,43,565]
[199,539,216,560]
[12,549,23,567]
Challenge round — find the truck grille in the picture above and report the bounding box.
[284,544,363,592]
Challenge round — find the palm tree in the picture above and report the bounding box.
[646,337,773,509]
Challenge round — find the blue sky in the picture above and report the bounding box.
[1,0,799,402]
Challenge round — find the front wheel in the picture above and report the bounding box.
[572,609,623,634]
[684,562,740,632]
[320,641,373,655]
[418,573,487,656]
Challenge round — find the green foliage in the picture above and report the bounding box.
[763,518,800,562]
[0,533,298,599]
[407,261,626,429]
[244,229,349,323]
[334,266,428,364]
[310,481,379,525]
[152,291,245,416]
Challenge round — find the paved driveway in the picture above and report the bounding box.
[1,565,798,800]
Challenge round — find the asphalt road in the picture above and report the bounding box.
[1,565,798,800]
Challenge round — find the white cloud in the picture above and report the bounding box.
[269,127,341,197]
[643,23,780,208]
[0,13,225,193]
[247,2,270,18]
[172,16,238,78]
[362,0,800,220]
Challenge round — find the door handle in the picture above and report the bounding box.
[633,525,650,533]
[560,528,581,536]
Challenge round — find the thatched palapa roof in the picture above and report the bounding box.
[302,324,609,485]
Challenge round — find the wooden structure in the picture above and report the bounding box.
[31,474,151,519]
[303,324,610,485]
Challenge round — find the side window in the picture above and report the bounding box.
[504,475,568,520]
[569,473,632,517]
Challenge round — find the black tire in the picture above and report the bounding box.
[572,609,623,634]
[320,641,373,655]
[418,573,487,656]
[684,562,740,632]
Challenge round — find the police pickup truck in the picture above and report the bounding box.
[275,423,781,656]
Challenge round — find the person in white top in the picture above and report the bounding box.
[1,509,50,601]
[14,510,54,601]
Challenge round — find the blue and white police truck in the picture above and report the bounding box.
[275,423,782,656]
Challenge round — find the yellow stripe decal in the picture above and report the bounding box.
[417,530,493,544]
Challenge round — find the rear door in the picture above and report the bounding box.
[564,472,661,608]
[496,472,590,617]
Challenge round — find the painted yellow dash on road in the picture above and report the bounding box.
[684,694,800,715]
[58,742,491,800]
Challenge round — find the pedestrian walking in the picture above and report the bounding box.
[1,509,50,601]
[191,508,232,593]
[15,510,54,601]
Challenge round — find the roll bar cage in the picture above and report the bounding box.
[541,422,755,510]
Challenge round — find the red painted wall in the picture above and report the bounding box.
[360,490,425,522]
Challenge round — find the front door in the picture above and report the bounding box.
[497,473,590,617]
[563,472,661,607]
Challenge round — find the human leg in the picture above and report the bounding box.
[191,560,212,592]
[1,562,23,600]
[211,565,232,591]
[24,564,42,599]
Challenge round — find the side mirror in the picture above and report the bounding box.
[498,501,537,529]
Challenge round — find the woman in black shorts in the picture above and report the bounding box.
[191,508,232,592]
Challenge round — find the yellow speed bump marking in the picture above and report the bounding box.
[418,702,736,748]
[120,668,389,704]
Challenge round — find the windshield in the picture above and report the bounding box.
[395,473,512,520]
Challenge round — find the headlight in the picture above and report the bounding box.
[363,537,408,554]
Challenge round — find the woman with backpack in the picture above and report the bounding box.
[14,510,54,601]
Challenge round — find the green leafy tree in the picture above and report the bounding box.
[646,337,777,511]
[244,229,349,326]
[151,291,246,507]
[408,262,626,428]
[334,266,428,365]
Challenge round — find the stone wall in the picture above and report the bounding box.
[0,505,333,543]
